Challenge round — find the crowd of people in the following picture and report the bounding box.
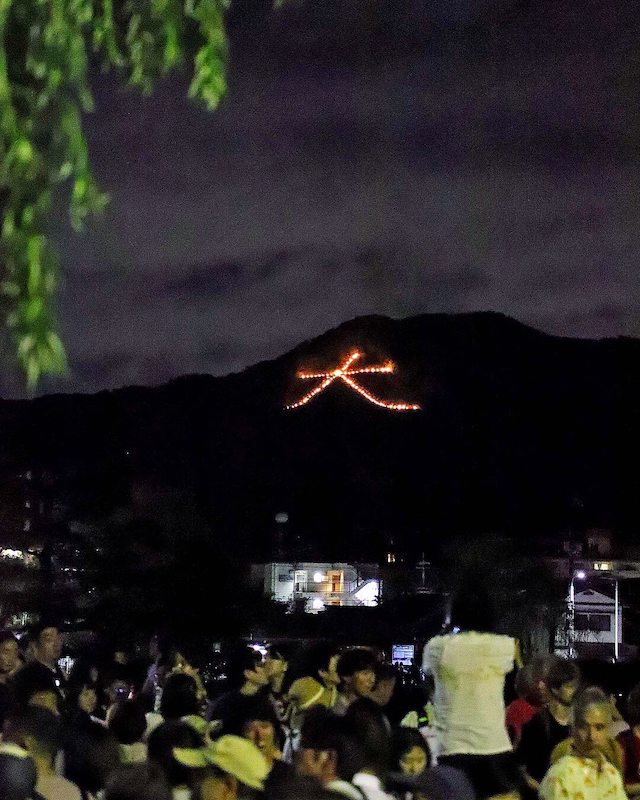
[0,580,639,800]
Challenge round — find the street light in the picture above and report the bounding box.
[568,570,586,658]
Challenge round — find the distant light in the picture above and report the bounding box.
[249,643,267,658]
[594,562,611,571]
[312,598,325,610]
[575,570,586,580]
[285,351,420,411]
[313,572,326,583]
[0,548,24,560]
[275,513,289,524]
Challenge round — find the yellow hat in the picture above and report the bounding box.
[287,677,333,711]
[173,735,269,790]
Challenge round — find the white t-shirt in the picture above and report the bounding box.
[423,631,514,756]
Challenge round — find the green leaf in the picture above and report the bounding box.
[0,0,229,388]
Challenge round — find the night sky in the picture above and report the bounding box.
[16,0,640,397]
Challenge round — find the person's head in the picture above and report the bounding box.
[626,682,640,729]
[30,622,62,668]
[68,679,99,716]
[225,647,268,691]
[147,721,203,788]
[369,663,397,708]
[449,575,496,633]
[150,631,174,663]
[105,762,172,800]
[15,668,60,714]
[228,697,279,762]
[0,632,20,676]
[113,648,129,666]
[572,687,612,759]
[108,700,147,745]
[545,657,581,707]
[0,743,37,800]
[514,658,548,706]
[265,645,289,694]
[64,722,121,795]
[17,635,36,664]
[106,676,133,706]
[4,706,62,768]
[307,643,341,689]
[343,698,391,777]
[160,672,199,720]
[391,728,431,777]
[336,649,376,699]
[297,706,357,785]
[173,735,269,800]
[149,634,161,662]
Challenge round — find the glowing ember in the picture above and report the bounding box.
[286,351,421,411]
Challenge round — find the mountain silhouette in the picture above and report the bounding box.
[1,311,637,561]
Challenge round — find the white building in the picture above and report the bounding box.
[555,587,622,657]
[251,562,380,613]
[573,588,622,646]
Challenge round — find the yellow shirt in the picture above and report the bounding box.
[540,754,627,800]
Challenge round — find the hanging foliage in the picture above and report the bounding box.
[0,0,228,389]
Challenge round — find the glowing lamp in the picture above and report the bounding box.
[313,571,326,583]
[575,570,586,580]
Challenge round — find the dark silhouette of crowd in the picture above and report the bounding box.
[0,581,638,800]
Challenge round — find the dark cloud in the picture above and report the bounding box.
[71,352,134,390]
[30,0,639,397]
[164,262,246,299]
[162,249,301,300]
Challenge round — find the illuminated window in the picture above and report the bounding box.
[386,552,396,564]
[328,570,344,593]
[294,570,307,592]
[594,562,611,571]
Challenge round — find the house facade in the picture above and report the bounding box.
[251,562,380,613]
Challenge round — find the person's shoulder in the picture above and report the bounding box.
[616,726,634,746]
[448,632,514,649]
[550,736,572,764]
[12,660,47,686]
[467,632,514,649]
[518,707,548,744]
[38,773,83,800]
[545,753,582,776]
[525,706,549,726]
[425,634,451,655]
[421,766,476,800]
[601,755,624,782]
